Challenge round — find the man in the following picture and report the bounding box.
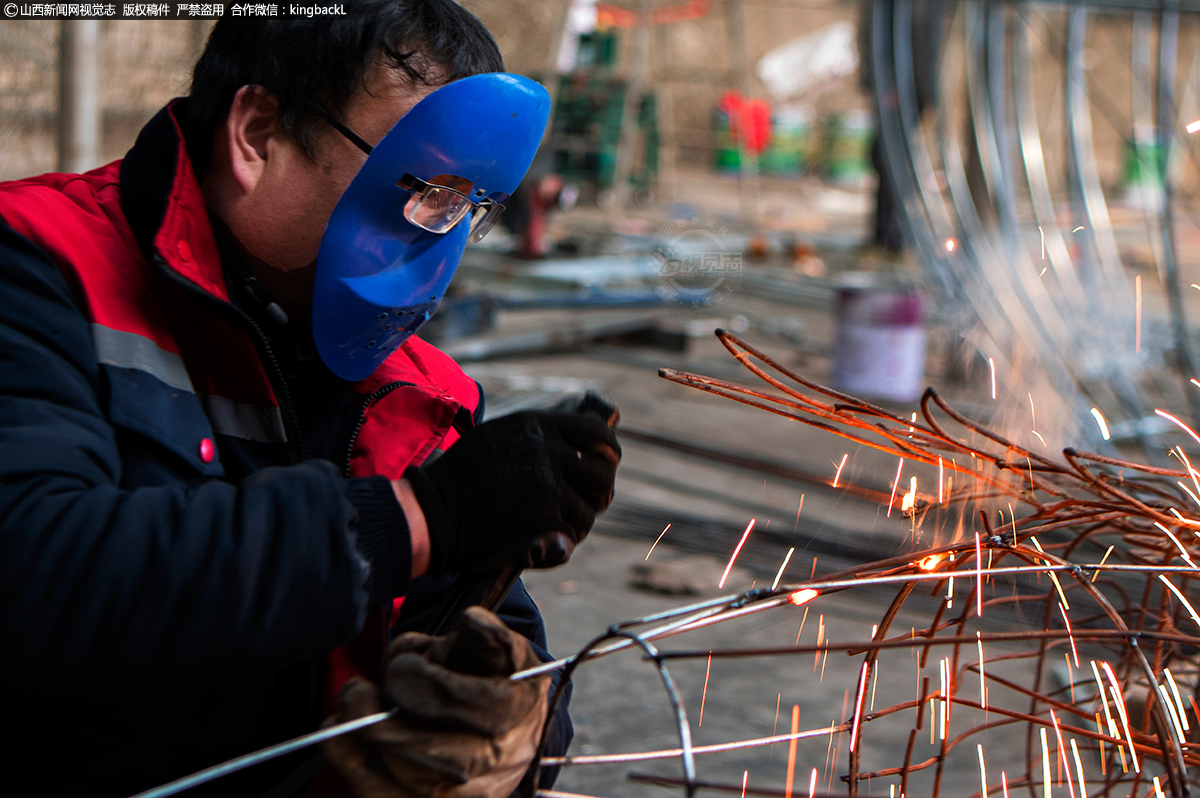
[0,4,619,797]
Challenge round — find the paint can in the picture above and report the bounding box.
[830,273,925,402]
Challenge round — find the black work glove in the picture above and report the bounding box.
[406,409,620,576]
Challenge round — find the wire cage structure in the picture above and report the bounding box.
[527,330,1200,798]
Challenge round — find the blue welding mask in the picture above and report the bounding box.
[312,73,551,381]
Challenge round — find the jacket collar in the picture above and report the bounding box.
[120,99,229,301]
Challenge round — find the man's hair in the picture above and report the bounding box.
[185,0,503,175]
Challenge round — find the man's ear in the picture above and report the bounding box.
[223,85,281,193]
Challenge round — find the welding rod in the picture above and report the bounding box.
[128,711,393,798]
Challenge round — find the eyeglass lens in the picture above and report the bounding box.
[467,203,504,243]
[403,186,473,234]
[400,175,504,243]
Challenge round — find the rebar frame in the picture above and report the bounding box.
[517,330,1200,798]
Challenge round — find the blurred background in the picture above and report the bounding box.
[7,1,1197,549]
[6,4,1200,794]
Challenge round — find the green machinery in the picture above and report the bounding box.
[547,31,659,194]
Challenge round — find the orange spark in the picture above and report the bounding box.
[1092,545,1114,581]
[807,768,817,798]
[918,554,943,571]
[1051,710,1075,794]
[887,458,904,518]
[1100,661,1140,772]
[1091,661,1120,751]
[1154,776,1166,798]
[945,238,956,252]
[1136,274,1142,353]
[1090,408,1111,441]
[1157,682,1186,740]
[1032,429,1047,447]
[849,662,869,751]
[814,614,824,671]
[977,744,988,798]
[975,532,983,617]
[1173,446,1200,502]
[1165,669,1189,731]
[718,519,755,588]
[1188,118,1200,133]
[901,476,917,513]
[1159,574,1200,629]
[1172,452,1200,517]
[1156,408,1200,447]
[1059,603,1080,667]
[977,632,987,710]
[795,606,809,645]
[789,588,819,606]
[1030,537,1070,609]
[1070,739,1087,798]
[1039,226,1045,260]
[1001,771,1009,798]
[939,657,948,740]
[773,548,796,590]
[740,770,748,798]
[784,705,799,798]
[1039,727,1052,796]
[772,693,781,743]
[1154,522,1198,568]
[1175,480,1200,508]
[832,453,848,488]
[645,523,670,560]
[988,357,997,399]
[699,652,712,726]
[938,457,944,504]
[870,655,880,711]
[1168,506,1200,528]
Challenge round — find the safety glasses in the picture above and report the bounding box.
[308,100,504,243]
[395,174,504,244]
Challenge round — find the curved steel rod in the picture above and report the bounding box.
[608,628,698,797]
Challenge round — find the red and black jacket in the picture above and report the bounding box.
[0,102,569,797]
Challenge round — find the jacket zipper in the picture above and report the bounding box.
[152,255,309,463]
[340,381,414,478]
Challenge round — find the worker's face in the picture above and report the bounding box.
[222,62,439,276]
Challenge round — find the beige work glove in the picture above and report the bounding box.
[322,607,551,798]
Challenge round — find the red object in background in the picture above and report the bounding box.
[719,91,772,155]
[741,99,771,154]
[596,0,709,27]
[518,175,566,258]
